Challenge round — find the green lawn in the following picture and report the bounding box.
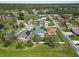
[0,44,77,57]
[69,20,78,26]
[49,21,54,26]
[75,44,79,46]
[62,29,70,32]
[58,23,63,27]
[69,35,79,40]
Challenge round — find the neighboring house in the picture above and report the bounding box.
[26,24,34,31]
[18,37,29,42]
[58,15,62,20]
[47,27,56,35]
[41,16,46,20]
[28,19,33,25]
[0,16,2,19]
[7,16,16,19]
[44,21,49,29]
[37,16,46,24]
[70,27,79,36]
[17,20,25,25]
[38,15,46,17]
[35,27,44,37]
[37,18,43,24]
[66,23,76,29]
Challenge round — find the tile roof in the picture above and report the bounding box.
[47,27,56,33]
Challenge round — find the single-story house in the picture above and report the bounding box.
[35,27,44,37]
[26,24,34,31]
[37,18,43,24]
[44,21,49,28]
[47,27,56,35]
[17,20,25,25]
[28,19,33,25]
[70,27,79,36]
[7,16,16,19]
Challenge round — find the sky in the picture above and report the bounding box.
[0,0,79,3]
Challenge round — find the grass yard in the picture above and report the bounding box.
[69,35,79,40]
[75,44,79,46]
[58,23,63,27]
[69,20,78,26]
[0,44,77,57]
[62,29,70,32]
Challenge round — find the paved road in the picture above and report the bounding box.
[48,15,79,56]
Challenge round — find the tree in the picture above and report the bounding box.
[44,34,58,48]
[3,40,12,47]
[26,40,33,47]
[18,13,24,20]
[32,34,44,44]
[16,41,25,49]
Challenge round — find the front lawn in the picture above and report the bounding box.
[69,35,79,40]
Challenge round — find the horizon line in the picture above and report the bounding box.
[0,1,79,4]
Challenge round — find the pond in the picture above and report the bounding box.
[0,24,4,29]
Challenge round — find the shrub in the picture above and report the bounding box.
[3,40,12,47]
[16,42,25,49]
[44,34,57,48]
[26,40,33,47]
[32,34,44,43]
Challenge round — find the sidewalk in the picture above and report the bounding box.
[72,40,79,44]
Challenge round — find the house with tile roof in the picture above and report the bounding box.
[47,27,56,35]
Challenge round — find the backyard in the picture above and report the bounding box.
[0,44,77,57]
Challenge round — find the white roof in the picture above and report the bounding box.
[42,17,46,20]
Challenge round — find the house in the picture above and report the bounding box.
[17,20,25,25]
[58,15,62,19]
[18,37,29,42]
[26,24,34,31]
[37,18,43,24]
[44,21,49,28]
[7,16,16,19]
[35,27,44,37]
[70,27,79,36]
[47,27,56,35]
[28,19,33,25]
[41,16,46,20]
[37,16,46,24]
